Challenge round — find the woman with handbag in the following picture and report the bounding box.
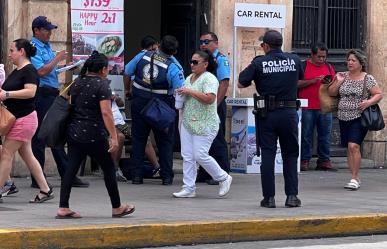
[56,51,135,219]
[172,50,232,198]
[328,49,383,190]
[0,39,53,203]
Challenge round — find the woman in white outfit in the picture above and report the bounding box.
[173,50,232,198]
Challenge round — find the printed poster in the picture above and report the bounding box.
[71,0,124,75]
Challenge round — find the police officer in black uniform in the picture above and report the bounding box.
[125,35,185,185]
[238,30,303,208]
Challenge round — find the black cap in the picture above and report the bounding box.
[32,16,58,30]
[260,30,283,46]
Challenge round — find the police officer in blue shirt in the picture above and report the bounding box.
[197,32,230,185]
[124,35,184,185]
[30,16,89,189]
[238,30,303,208]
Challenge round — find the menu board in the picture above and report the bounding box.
[71,0,124,75]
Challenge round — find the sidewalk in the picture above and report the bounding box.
[1,159,386,249]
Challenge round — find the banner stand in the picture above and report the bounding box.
[229,3,305,174]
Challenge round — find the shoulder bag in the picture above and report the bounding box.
[318,62,338,113]
[319,82,338,113]
[140,53,176,134]
[360,74,385,131]
[38,80,75,147]
[0,101,16,136]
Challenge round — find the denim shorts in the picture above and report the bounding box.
[339,117,368,147]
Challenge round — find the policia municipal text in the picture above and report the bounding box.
[238,30,304,208]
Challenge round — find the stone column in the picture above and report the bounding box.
[6,0,70,177]
[361,0,387,168]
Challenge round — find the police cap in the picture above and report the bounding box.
[260,30,283,46]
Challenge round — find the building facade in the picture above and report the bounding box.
[1,0,386,174]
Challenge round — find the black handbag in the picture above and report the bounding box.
[38,81,74,148]
[140,53,176,133]
[360,75,385,131]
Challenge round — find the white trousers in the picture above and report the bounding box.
[180,124,228,191]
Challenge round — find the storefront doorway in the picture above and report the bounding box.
[124,0,210,152]
[124,0,210,74]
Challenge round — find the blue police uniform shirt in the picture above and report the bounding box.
[213,49,230,81]
[239,49,303,100]
[30,36,59,89]
[124,51,184,94]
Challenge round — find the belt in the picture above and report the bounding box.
[133,82,168,95]
[39,85,59,95]
[274,100,298,108]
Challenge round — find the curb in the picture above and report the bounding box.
[1,214,387,249]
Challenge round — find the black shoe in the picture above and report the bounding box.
[132,176,143,184]
[30,181,39,189]
[206,179,219,185]
[285,195,301,207]
[72,177,90,188]
[162,178,173,185]
[260,197,276,208]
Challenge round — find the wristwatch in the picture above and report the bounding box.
[5,91,10,99]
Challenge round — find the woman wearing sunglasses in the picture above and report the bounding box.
[173,50,232,198]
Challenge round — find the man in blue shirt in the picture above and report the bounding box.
[30,16,89,188]
[197,32,231,185]
[124,35,184,185]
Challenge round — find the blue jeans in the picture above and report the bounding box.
[301,109,332,161]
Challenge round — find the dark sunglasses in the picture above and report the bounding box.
[190,60,201,65]
[199,39,214,45]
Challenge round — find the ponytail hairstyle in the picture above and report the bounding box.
[194,50,217,75]
[13,39,37,59]
[80,50,108,77]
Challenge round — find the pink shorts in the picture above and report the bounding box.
[6,111,38,142]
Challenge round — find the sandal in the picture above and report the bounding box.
[29,188,54,203]
[112,204,135,218]
[344,179,360,190]
[55,211,82,219]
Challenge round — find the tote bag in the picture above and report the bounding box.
[319,83,338,113]
[0,102,16,136]
[38,81,74,147]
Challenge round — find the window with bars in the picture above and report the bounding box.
[292,0,365,55]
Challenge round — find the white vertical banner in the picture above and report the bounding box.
[71,0,125,99]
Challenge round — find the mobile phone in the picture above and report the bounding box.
[323,75,332,82]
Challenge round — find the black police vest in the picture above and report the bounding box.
[134,51,172,90]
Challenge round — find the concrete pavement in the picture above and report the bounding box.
[0,158,387,249]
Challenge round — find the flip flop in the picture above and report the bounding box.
[112,205,135,218]
[55,211,82,219]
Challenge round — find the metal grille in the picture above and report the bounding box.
[292,0,364,52]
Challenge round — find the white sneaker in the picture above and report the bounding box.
[219,175,232,197]
[172,189,196,198]
[344,179,361,190]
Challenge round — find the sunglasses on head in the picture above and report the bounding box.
[190,60,201,65]
[199,39,214,45]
